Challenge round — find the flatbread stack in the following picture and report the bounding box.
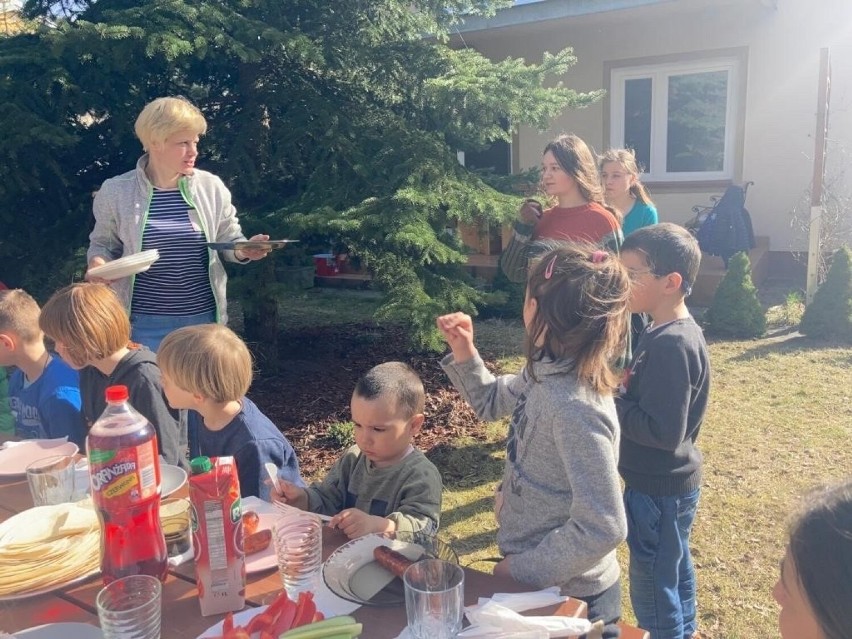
[0,499,100,597]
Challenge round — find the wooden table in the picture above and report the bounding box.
[0,469,585,637]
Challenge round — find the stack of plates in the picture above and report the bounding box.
[87,249,160,281]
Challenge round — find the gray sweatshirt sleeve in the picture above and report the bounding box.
[508,404,627,588]
[440,353,527,422]
[499,221,536,284]
[305,447,357,515]
[88,183,124,263]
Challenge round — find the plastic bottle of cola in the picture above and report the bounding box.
[87,384,167,584]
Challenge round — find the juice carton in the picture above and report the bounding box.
[189,456,246,616]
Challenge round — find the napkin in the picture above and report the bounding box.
[460,600,592,637]
[469,586,567,613]
[0,436,68,450]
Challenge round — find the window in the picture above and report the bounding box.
[610,57,740,182]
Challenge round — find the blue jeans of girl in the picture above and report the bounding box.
[624,486,701,639]
[130,310,217,353]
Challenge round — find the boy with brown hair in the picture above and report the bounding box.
[617,223,711,639]
[0,289,84,445]
[157,324,303,500]
[273,362,442,540]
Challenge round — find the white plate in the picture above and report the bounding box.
[0,440,79,477]
[161,463,187,497]
[245,511,278,574]
[0,569,99,602]
[15,622,103,638]
[197,605,268,638]
[322,532,457,606]
[87,250,159,281]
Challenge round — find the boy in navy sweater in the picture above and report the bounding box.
[158,324,303,500]
[617,224,711,639]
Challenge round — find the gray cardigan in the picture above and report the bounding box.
[441,353,626,598]
[87,155,248,323]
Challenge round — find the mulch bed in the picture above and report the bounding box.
[247,323,490,478]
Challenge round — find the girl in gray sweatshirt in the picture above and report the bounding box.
[437,242,630,639]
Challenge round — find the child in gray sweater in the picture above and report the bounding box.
[438,242,630,639]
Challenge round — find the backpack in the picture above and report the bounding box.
[695,184,756,267]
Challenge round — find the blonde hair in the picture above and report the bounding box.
[39,283,130,367]
[134,96,207,151]
[525,241,630,394]
[157,324,252,403]
[0,289,42,344]
[599,148,654,206]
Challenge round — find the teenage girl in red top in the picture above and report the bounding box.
[501,134,623,283]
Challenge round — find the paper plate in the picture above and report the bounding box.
[161,463,187,497]
[0,440,79,478]
[87,249,159,281]
[15,622,103,638]
[206,240,298,251]
[322,531,458,607]
[244,511,278,575]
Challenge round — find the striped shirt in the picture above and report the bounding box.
[131,188,216,316]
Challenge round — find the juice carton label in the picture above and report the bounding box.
[88,438,160,507]
[189,456,246,616]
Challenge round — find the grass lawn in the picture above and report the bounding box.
[274,286,852,638]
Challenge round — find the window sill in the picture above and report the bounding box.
[644,179,733,193]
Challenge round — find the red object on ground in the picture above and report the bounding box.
[313,254,339,276]
[87,384,167,584]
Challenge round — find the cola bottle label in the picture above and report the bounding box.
[89,439,159,505]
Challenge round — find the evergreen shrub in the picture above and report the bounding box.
[799,246,852,342]
[704,251,766,338]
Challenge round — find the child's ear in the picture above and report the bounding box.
[0,333,15,351]
[409,413,425,436]
[664,272,684,295]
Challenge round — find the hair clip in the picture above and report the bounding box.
[544,254,558,279]
[590,250,608,264]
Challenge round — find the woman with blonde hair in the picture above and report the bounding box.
[500,134,623,283]
[39,283,184,467]
[86,96,270,352]
[599,148,658,236]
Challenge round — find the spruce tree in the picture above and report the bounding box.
[2,0,600,346]
[704,251,766,338]
[800,246,852,342]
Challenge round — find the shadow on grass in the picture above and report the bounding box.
[728,333,852,364]
[427,439,506,488]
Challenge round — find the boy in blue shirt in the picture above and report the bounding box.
[0,289,85,446]
[616,224,711,639]
[157,323,303,500]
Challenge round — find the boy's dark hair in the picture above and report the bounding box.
[788,479,852,639]
[622,223,701,295]
[353,362,425,419]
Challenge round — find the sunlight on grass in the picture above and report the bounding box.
[435,330,852,638]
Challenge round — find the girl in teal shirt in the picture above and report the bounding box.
[600,149,658,236]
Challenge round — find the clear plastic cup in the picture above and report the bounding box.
[404,559,465,639]
[96,574,162,639]
[272,511,323,599]
[26,454,76,506]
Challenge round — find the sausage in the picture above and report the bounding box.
[373,545,414,578]
[242,511,260,537]
[244,529,272,555]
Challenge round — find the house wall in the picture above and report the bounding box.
[456,0,852,252]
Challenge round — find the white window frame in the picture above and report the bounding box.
[610,57,740,183]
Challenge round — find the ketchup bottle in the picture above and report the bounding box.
[87,385,167,584]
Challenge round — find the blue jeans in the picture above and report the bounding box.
[576,579,622,639]
[624,486,700,639]
[130,310,217,353]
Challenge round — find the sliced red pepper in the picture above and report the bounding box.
[223,629,251,639]
[245,612,275,635]
[312,610,325,623]
[259,632,275,639]
[265,590,294,620]
[290,591,317,629]
[223,612,235,634]
[268,596,299,635]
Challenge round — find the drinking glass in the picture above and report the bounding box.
[404,559,465,639]
[272,511,323,599]
[26,454,76,506]
[159,498,192,558]
[96,574,162,639]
